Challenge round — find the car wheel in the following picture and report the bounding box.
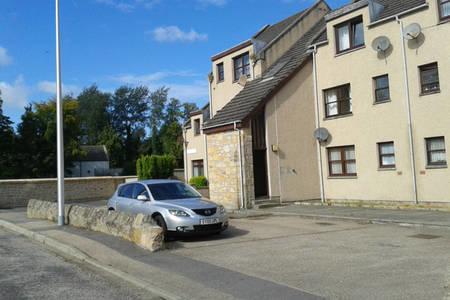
[153,215,167,232]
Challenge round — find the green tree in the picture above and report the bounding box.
[77,85,110,144]
[109,86,149,174]
[159,121,183,167]
[149,87,169,155]
[182,102,199,123]
[98,126,124,168]
[0,91,16,178]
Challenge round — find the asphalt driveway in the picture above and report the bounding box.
[166,215,450,300]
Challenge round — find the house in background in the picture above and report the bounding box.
[68,145,111,177]
[183,104,210,183]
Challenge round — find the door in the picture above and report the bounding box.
[116,183,135,213]
[251,110,269,198]
[130,183,152,215]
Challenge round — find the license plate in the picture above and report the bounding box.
[200,218,220,225]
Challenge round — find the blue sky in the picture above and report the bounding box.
[0,0,347,125]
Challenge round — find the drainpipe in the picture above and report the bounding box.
[235,122,246,210]
[273,95,283,203]
[311,45,326,204]
[203,132,209,179]
[183,128,188,183]
[397,16,419,204]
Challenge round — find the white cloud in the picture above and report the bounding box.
[151,26,208,43]
[109,71,209,101]
[196,0,227,6]
[0,76,29,110]
[37,81,81,96]
[0,46,13,66]
[95,0,159,12]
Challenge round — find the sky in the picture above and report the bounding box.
[0,0,347,125]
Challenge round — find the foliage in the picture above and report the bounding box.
[149,87,169,155]
[0,91,16,178]
[136,155,176,180]
[189,176,208,189]
[98,126,123,168]
[182,102,199,123]
[77,85,110,144]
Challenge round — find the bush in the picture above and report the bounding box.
[136,155,176,180]
[189,176,208,189]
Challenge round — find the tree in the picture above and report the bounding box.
[0,91,16,178]
[182,102,199,123]
[149,87,169,155]
[98,126,123,168]
[109,86,149,174]
[77,85,110,144]
[15,97,82,178]
[159,121,184,167]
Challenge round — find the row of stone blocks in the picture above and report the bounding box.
[27,199,164,252]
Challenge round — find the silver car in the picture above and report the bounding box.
[107,180,229,235]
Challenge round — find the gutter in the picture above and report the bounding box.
[369,3,429,27]
[397,16,419,204]
[203,120,241,131]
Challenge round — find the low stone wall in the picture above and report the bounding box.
[27,199,164,252]
[0,176,137,209]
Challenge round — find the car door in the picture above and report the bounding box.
[130,183,153,215]
[116,183,135,213]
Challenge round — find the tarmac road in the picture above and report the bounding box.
[0,228,161,300]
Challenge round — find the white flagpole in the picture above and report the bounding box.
[55,0,65,226]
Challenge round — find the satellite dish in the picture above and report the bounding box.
[372,36,391,52]
[314,128,330,143]
[404,23,422,40]
[207,72,214,83]
[238,75,248,86]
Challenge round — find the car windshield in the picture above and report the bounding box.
[147,182,201,201]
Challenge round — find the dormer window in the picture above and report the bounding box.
[335,16,364,54]
[233,52,250,81]
[439,0,450,21]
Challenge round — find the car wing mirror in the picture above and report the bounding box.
[137,195,150,201]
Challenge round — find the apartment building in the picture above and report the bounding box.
[312,0,450,205]
[184,0,450,210]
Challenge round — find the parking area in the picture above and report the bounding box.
[166,215,450,299]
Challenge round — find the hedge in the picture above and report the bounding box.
[136,155,176,180]
[189,176,208,189]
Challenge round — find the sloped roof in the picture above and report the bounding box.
[253,9,308,45]
[77,145,109,162]
[204,20,326,130]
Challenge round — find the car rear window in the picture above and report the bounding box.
[147,182,200,201]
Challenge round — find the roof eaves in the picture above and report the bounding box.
[325,0,369,22]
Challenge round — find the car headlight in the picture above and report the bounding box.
[219,205,226,214]
[169,210,190,217]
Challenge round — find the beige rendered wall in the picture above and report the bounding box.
[315,3,450,203]
[185,113,207,182]
[262,1,329,73]
[265,60,321,202]
[210,44,256,117]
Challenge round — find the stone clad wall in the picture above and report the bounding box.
[207,130,241,209]
[242,127,255,208]
[0,176,137,209]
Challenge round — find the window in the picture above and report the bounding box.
[133,184,149,199]
[217,63,224,82]
[233,52,250,81]
[378,142,396,168]
[426,137,447,166]
[374,75,390,103]
[439,0,450,20]
[193,118,201,136]
[192,160,204,177]
[148,182,200,201]
[324,84,352,118]
[335,16,364,53]
[118,184,134,198]
[328,146,357,176]
[419,63,440,94]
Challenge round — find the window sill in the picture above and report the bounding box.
[438,18,450,25]
[426,164,448,169]
[217,80,224,84]
[324,113,353,121]
[328,175,358,179]
[420,90,441,97]
[373,99,391,105]
[335,45,365,57]
[378,167,396,171]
